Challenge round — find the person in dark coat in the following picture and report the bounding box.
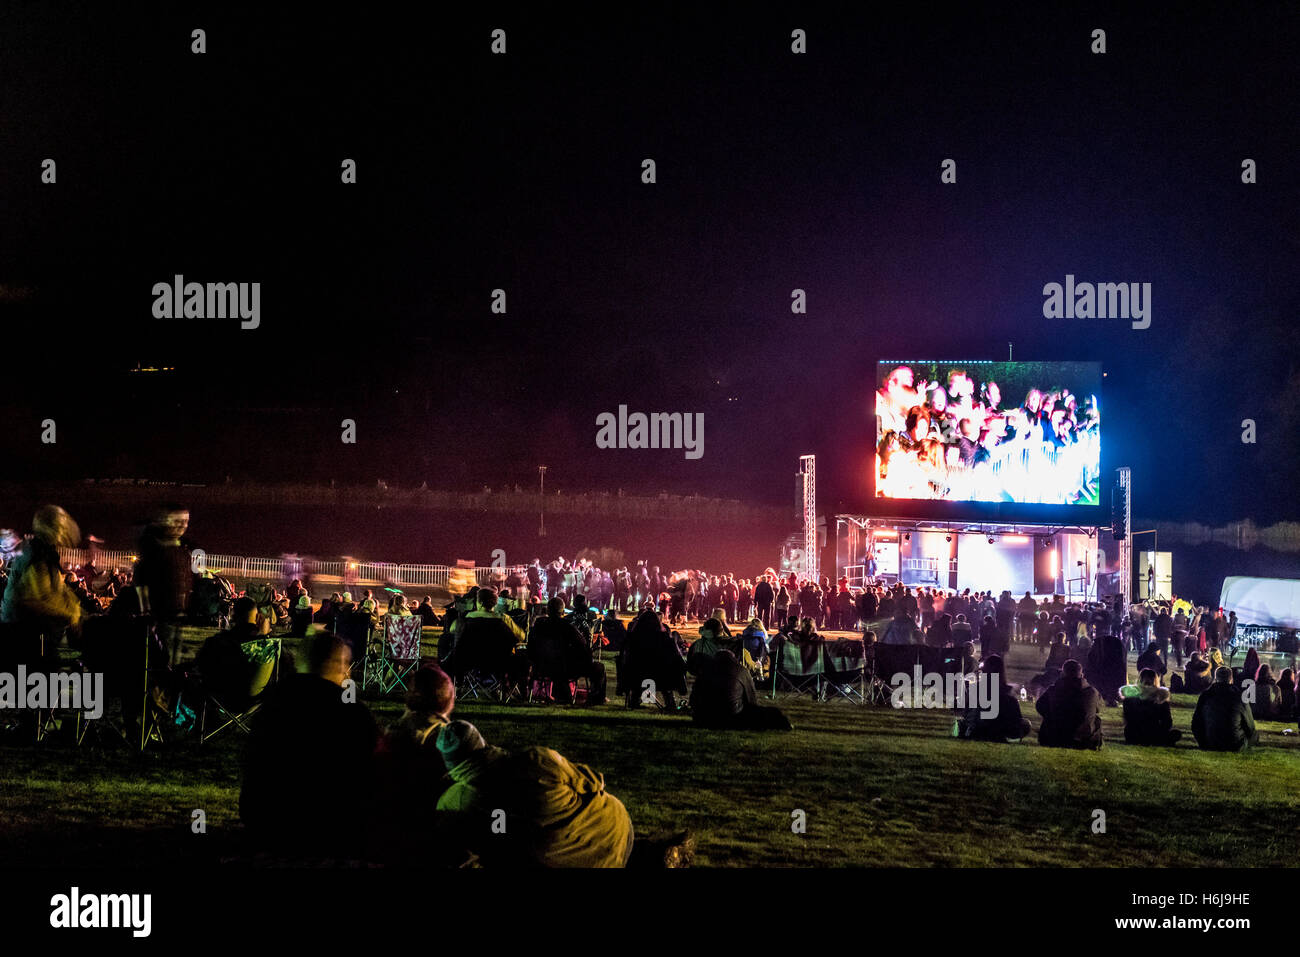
[1238,647,1261,685]
[1170,652,1212,694]
[1152,607,1173,657]
[926,612,953,648]
[618,609,687,709]
[1192,667,1257,752]
[1135,643,1167,678]
[959,654,1031,742]
[1035,659,1103,750]
[1085,634,1127,705]
[240,633,379,856]
[1122,669,1181,746]
[1249,664,1284,721]
[753,577,775,630]
[995,592,1016,650]
[689,650,791,730]
[857,588,879,624]
[133,505,195,666]
[527,597,607,704]
[1277,668,1297,719]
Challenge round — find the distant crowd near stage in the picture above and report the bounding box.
[3,503,1296,868]
[876,361,1102,505]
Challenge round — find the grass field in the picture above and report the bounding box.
[2,625,1298,868]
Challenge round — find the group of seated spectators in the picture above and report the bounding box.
[959,652,1269,753]
[239,632,693,867]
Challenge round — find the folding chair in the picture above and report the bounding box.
[450,617,522,702]
[363,615,422,695]
[863,647,894,706]
[31,661,112,746]
[199,636,281,743]
[770,636,824,700]
[821,638,867,703]
[333,610,373,684]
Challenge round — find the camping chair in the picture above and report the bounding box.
[362,615,422,695]
[863,645,894,705]
[821,638,867,703]
[770,636,824,700]
[451,616,522,702]
[199,636,281,743]
[31,658,112,747]
[333,610,373,682]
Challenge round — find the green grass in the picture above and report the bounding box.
[2,627,1298,867]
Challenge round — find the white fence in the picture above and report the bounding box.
[53,546,523,591]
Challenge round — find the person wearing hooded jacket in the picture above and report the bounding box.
[1,505,83,673]
[434,720,634,868]
[1192,667,1257,752]
[1035,659,1103,750]
[1122,669,1181,746]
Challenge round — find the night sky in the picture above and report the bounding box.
[1,3,1296,524]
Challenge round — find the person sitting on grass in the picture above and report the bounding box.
[1192,667,1257,752]
[434,720,635,867]
[416,596,439,627]
[1249,664,1284,721]
[240,633,379,857]
[528,597,607,704]
[1027,632,1072,698]
[1035,659,1103,750]
[291,592,313,637]
[948,640,977,675]
[379,664,456,816]
[389,663,455,752]
[1278,668,1298,719]
[1135,643,1167,678]
[1122,668,1181,746]
[958,654,1031,742]
[689,649,792,731]
[1169,652,1212,695]
[1085,632,1128,706]
[1239,647,1261,685]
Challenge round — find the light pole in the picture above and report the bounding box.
[538,466,547,537]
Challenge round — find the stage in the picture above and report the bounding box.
[835,516,1108,601]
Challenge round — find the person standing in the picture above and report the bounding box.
[134,504,195,667]
[1,505,84,675]
[754,575,775,630]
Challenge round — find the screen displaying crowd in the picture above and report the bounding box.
[875,361,1102,505]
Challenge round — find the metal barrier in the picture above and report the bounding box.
[49,545,514,591]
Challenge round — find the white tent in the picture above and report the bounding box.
[1219,577,1300,629]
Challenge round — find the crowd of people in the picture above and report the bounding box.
[3,503,1298,868]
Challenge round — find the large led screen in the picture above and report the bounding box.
[875,360,1101,505]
